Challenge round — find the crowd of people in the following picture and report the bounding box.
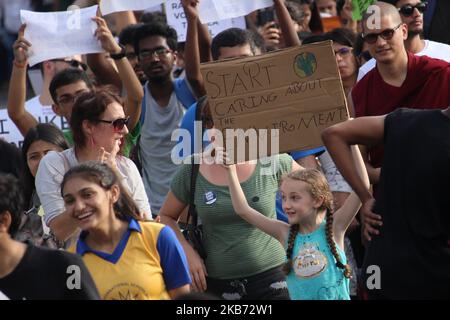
[0,0,449,300]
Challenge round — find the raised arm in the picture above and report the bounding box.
[332,144,369,246]
[182,0,207,97]
[274,0,301,47]
[322,116,385,241]
[7,24,38,137]
[226,164,289,245]
[197,19,212,63]
[92,16,143,131]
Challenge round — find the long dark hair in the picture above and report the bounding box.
[60,161,141,222]
[22,123,69,206]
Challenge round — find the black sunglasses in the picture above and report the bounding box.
[96,117,130,131]
[52,58,88,71]
[398,2,428,17]
[363,23,402,44]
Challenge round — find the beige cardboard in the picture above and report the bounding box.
[200,40,349,161]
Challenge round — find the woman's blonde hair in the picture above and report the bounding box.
[281,169,351,279]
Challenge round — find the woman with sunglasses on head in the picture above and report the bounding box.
[35,88,151,244]
[357,0,450,81]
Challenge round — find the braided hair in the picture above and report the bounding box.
[282,223,299,275]
[280,169,351,278]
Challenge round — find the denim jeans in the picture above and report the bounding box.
[206,265,291,300]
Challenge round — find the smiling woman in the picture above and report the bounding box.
[63,162,191,300]
[35,88,151,245]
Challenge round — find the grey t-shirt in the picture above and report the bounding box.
[140,85,187,214]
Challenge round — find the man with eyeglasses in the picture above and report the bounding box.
[357,0,450,81]
[349,1,449,238]
[131,22,200,216]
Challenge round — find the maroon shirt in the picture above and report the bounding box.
[352,52,450,169]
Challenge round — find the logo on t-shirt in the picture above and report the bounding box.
[203,191,217,205]
[293,243,327,278]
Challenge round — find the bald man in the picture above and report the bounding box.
[348,1,450,186]
[357,0,450,80]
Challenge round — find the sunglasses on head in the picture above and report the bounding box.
[96,116,130,131]
[52,58,88,71]
[363,23,402,44]
[398,2,427,17]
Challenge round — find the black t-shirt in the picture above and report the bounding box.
[362,108,450,299]
[0,245,100,300]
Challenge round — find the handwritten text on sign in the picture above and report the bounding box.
[200,41,349,159]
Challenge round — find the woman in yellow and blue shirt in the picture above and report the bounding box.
[63,161,191,300]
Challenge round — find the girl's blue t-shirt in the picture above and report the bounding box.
[286,221,350,300]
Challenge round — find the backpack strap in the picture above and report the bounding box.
[185,101,203,226]
[173,78,196,109]
[139,84,147,126]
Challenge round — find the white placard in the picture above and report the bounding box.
[198,0,273,24]
[20,6,103,66]
[165,0,246,42]
[0,104,69,149]
[100,0,165,15]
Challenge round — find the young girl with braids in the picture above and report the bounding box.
[223,145,369,300]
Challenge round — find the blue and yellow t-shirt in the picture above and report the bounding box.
[69,219,191,300]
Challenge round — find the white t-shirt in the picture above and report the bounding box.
[357,40,450,81]
[35,148,152,226]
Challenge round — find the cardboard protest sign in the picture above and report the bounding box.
[198,0,273,24]
[200,41,349,162]
[20,6,102,66]
[100,0,164,15]
[352,0,376,20]
[165,0,245,42]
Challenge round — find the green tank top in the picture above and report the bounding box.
[170,154,293,279]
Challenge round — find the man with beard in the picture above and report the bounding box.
[132,23,199,216]
[357,0,450,80]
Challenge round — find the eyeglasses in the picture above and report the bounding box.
[56,89,89,106]
[334,47,353,57]
[398,2,428,17]
[96,116,130,131]
[362,23,402,44]
[139,48,172,60]
[359,50,372,61]
[52,59,88,71]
